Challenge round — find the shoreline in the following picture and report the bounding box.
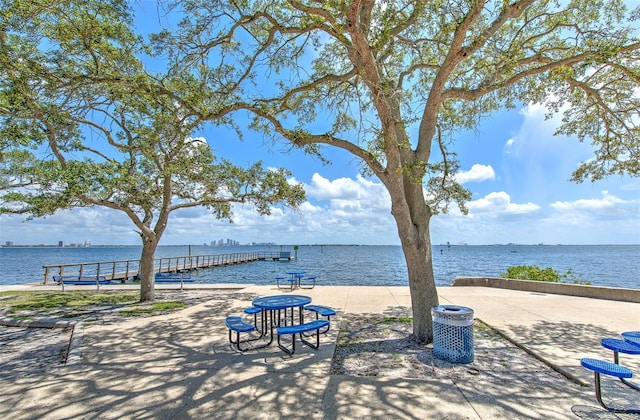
[2,277,640,303]
[452,276,640,303]
[2,244,638,289]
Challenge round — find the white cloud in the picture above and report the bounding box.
[550,190,626,211]
[305,173,390,212]
[306,173,363,200]
[456,164,496,184]
[549,191,639,223]
[1,173,638,247]
[467,191,541,215]
[0,208,140,245]
[165,173,396,245]
[503,138,516,154]
[431,188,639,245]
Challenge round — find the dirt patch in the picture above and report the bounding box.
[331,314,560,380]
[0,326,72,379]
[0,290,236,379]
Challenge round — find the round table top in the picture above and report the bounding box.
[252,294,312,310]
[624,335,640,348]
[286,270,306,275]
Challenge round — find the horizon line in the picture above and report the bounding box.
[2,243,638,247]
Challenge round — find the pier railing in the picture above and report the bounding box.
[42,251,289,284]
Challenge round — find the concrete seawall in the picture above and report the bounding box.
[451,276,640,303]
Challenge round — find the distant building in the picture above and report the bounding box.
[5,241,14,247]
[58,241,64,247]
[209,238,242,247]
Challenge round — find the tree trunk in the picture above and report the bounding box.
[139,237,158,302]
[400,228,439,343]
[390,180,439,343]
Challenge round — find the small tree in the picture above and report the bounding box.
[0,0,305,301]
[161,0,639,342]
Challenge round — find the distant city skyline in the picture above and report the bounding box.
[2,238,278,247]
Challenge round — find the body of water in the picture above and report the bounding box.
[0,244,638,289]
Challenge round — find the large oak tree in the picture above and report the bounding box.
[0,0,305,301]
[161,0,639,341]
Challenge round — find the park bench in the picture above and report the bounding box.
[276,319,330,355]
[53,275,111,285]
[154,272,193,282]
[225,316,258,352]
[304,304,336,334]
[154,272,193,290]
[276,275,297,290]
[243,306,265,334]
[299,275,317,289]
[53,275,111,291]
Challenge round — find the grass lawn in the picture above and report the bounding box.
[0,290,185,319]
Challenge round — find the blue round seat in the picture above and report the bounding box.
[244,306,262,315]
[622,331,640,339]
[601,338,640,355]
[621,332,640,348]
[581,358,632,378]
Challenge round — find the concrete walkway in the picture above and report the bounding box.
[0,284,639,419]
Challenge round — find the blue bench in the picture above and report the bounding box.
[622,331,640,340]
[53,275,111,285]
[305,305,336,318]
[276,319,330,355]
[601,338,640,357]
[622,332,640,348]
[299,275,316,289]
[304,305,336,333]
[580,358,639,414]
[276,275,297,290]
[600,338,640,392]
[154,272,193,290]
[225,316,258,352]
[154,272,193,282]
[244,306,265,334]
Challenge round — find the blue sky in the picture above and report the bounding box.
[1,100,638,246]
[1,3,639,247]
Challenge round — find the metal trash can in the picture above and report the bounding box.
[431,305,474,363]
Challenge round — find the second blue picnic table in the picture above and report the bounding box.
[285,270,306,288]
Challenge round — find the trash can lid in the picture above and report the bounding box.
[431,305,473,316]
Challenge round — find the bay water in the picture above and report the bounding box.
[0,244,638,289]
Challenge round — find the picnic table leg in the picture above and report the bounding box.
[277,331,297,355]
[265,310,274,345]
[609,348,640,391]
[593,372,640,414]
[300,328,322,350]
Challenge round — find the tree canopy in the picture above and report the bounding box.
[157,0,639,341]
[0,0,305,301]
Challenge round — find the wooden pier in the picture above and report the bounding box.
[42,251,292,284]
